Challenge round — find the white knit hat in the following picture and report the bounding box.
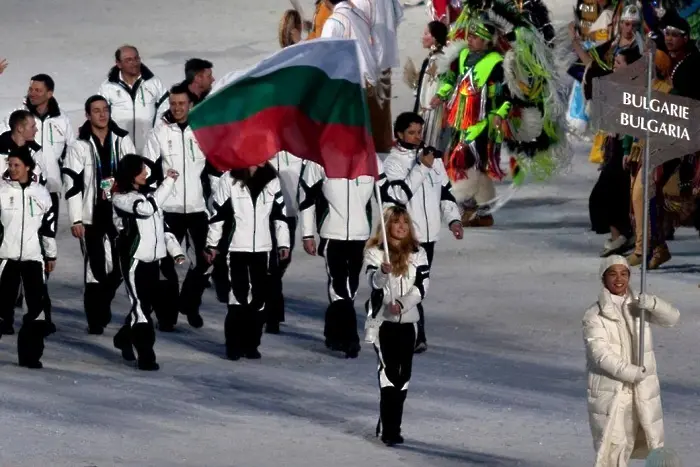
[599,255,630,278]
[645,448,682,467]
[621,4,641,22]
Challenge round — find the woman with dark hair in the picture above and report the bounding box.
[204,163,290,361]
[405,20,449,150]
[0,147,57,368]
[111,154,184,371]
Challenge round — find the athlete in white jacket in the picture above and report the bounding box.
[2,74,76,196]
[266,151,304,333]
[298,156,387,358]
[205,163,290,361]
[98,45,166,152]
[112,155,184,371]
[62,95,136,335]
[0,149,57,369]
[383,112,463,352]
[143,83,221,331]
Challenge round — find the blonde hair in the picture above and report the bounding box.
[366,206,419,277]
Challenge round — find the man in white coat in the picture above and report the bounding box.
[583,255,680,467]
[98,45,166,153]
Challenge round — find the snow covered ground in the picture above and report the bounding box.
[1,1,698,466]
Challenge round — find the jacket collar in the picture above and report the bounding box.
[597,287,637,321]
[24,97,61,119]
[0,131,42,153]
[1,171,40,186]
[77,120,129,142]
[107,64,155,83]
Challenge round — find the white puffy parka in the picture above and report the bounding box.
[0,174,57,262]
[207,164,290,253]
[383,143,461,243]
[98,65,166,152]
[583,288,680,466]
[363,245,430,324]
[2,98,76,193]
[112,177,184,263]
[142,112,220,214]
[62,121,136,226]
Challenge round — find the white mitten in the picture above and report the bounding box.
[633,365,648,383]
[637,293,656,312]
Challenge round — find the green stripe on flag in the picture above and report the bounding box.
[190,65,370,132]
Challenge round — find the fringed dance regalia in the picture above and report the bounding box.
[435,2,569,222]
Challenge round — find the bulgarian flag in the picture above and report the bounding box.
[189,38,379,179]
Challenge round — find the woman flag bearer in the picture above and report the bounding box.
[0,147,57,369]
[112,155,184,371]
[364,206,430,446]
[204,163,290,361]
[583,255,679,466]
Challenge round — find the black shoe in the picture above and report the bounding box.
[325,339,345,352]
[87,326,104,335]
[345,343,360,359]
[19,360,43,369]
[157,322,175,332]
[187,313,204,329]
[381,435,399,447]
[0,323,14,336]
[137,360,160,371]
[226,349,242,361]
[113,335,136,362]
[46,322,57,335]
[244,349,262,359]
[265,321,280,334]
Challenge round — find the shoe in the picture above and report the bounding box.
[626,253,643,267]
[18,360,43,369]
[345,343,361,359]
[113,333,136,362]
[0,322,15,336]
[265,321,280,334]
[87,326,104,335]
[325,339,345,352]
[187,313,204,329]
[226,349,242,361]
[381,433,403,446]
[244,349,262,359]
[648,246,671,270]
[46,322,57,335]
[137,360,160,371]
[414,341,428,354]
[600,236,632,257]
[157,322,175,332]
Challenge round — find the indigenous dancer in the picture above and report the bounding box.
[426,0,463,24]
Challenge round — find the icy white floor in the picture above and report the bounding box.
[1,1,699,466]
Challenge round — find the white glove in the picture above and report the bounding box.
[637,293,656,312]
[633,365,648,383]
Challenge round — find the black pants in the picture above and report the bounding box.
[319,238,365,350]
[373,321,417,439]
[415,241,435,345]
[225,251,270,354]
[589,143,632,236]
[115,259,159,365]
[157,211,209,327]
[266,216,296,325]
[82,223,122,331]
[0,259,49,365]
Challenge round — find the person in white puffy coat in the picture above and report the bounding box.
[98,45,166,153]
[0,149,57,369]
[205,163,290,361]
[583,255,680,466]
[111,154,184,371]
[364,205,430,446]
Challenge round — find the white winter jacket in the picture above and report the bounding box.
[383,143,461,243]
[62,122,136,225]
[207,165,290,253]
[142,114,219,214]
[299,157,385,242]
[2,99,75,193]
[270,151,303,218]
[98,65,166,152]
[0,133,46,185]
[0,174,57,262]
[363,246,430,323]
[113,178,184,263]
[583,288,679,465]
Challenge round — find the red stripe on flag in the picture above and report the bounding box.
[193,106,378,179]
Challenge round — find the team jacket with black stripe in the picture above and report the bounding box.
[0,173,57,262]
[206,164,290,253]
[270,151,304,218]
[2,98,75,193]
[363,246,430,324]
[62,121,136,226]
[98,65,166,152]
[142,112,220,214]
[112,178,184,262]
[382,143,461,243]
[298,156,388,242]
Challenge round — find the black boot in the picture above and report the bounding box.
[224,305,243,361]
[17,320,46,369]
[394,390,408,444]
[155,279,180,332]
[131,322,158,371]
[113,325,136,361]
[378,387,401,446]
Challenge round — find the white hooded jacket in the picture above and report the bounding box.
[0,173,57,262]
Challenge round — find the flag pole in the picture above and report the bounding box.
[374,182,395,304]
[638,45,654,368]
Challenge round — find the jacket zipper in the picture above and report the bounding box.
[252,188,257,252]
[181,130,187,214]
[152,213,159,261]
[346,179,350,241]
[422,182,429,241]
[398,280,403,323]
[19,188,26,260]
